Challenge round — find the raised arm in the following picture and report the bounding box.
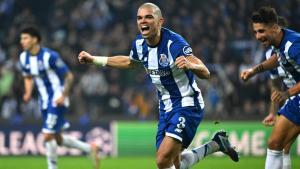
[240,53,279,81]
[78,51,138,69]
[175,55,210,79]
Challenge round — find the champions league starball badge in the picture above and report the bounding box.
[183,46,193,55]
[159,54,169,67]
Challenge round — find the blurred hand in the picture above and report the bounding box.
[55,95,65,106]
[271,90,289,104]
[262,113,276,126]
[240,69,254,81]
[23,93,31,103]
[175,56,193,70]
[78,51,94,64]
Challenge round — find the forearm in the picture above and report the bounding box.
[252,55,279,74]
[24,77,33,95]
[187,56,210,79]
[62,72,74,97]
[287,82,300,96]
[93,55,135,69]
[190,64,210,79]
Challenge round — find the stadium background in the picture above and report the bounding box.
[0,0,300,168]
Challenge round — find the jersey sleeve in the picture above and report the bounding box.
[129,39,141,61]
[19,52,30,77]
[49,52,70,76]
[288,41,300,64]
[170,36,193,59]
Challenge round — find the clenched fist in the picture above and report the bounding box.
[78,51,94,64]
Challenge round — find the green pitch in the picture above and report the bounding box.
[0,156,299,169]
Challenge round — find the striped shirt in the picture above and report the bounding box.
[129,28,204,113]
[273,28,300,89]
[19,47,70,109]
[265,48,295,88]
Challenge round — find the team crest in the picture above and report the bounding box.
[159,54,169,67]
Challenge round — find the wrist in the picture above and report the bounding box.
[93,56,108,66]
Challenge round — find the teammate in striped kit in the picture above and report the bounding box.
[240,7,300,169]
[19,27,99,169]
[78,3,238,169]
[262,16,295,169]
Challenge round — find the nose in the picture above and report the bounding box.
[255,33,263,40]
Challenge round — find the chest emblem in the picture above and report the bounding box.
[159,54,169,67]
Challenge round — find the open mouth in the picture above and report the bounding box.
[141,25,150,32]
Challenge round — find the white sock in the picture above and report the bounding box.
[180,141,219,169]
[283,153,291,169]
[265,149,283,169]
[162,165,175,169]
[45,140,58,169]
[62,135,91,153]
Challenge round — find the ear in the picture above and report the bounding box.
[159,17,164,25]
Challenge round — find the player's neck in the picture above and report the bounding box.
[146,31,161,47]
[274,29,284,48]
[29,44,41,56]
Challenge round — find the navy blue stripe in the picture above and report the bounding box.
[142,41,149,67]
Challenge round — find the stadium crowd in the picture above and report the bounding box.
[0,0,300,123]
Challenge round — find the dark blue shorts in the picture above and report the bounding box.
[41,105,68,133]
[156,106,204,149]
[278,95,300,126]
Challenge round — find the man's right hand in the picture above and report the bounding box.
[78,51,94,64]
[23,93,31,103]
[262,113,276,126]
[240,69,254,81]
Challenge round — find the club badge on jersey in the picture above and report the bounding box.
[159,54,169,67]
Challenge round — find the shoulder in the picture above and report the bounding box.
[163,28,188,44]
[19,51,27,65]
[131,34,145,47]
[44,48,60,59]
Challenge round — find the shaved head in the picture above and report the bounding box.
[138,3,162,18]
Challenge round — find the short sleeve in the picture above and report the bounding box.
[288,41,300,65]
[170,36,193,59]
[19,52,30,77]
[129,38,142,61]
[49,52,69,76]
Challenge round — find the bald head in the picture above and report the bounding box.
[138,3,162,18]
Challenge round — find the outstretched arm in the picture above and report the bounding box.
[175,55,210,79]
[241,53,279,81]
[78,51,138,69]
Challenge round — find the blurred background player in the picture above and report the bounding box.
[19,26,100,169]
[78,2,238,169]
[262,16,296,169]
[240,7,300,169]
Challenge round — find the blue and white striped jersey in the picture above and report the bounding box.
[273,28,300,89]
[129,28,204,112]
[19,47,70,109]
[265,48,295,88]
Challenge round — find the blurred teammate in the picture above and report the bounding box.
[262,16,295,169]
[240,7,300,169]
[78,3,238,169]
[19,27,100,169]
